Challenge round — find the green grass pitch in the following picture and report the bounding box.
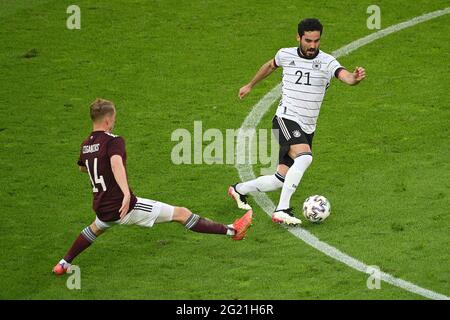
[0,0,448,299]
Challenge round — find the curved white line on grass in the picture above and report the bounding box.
[236,7,450,300]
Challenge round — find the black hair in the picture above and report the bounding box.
[298,18,323,37]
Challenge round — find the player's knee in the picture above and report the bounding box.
[292,152,313,171]
[89,222,105,236]
[302,153,313,165]
[276,164,289,177]
[172,207,192,224]
[296,152,313,166]
[289,144,311,159]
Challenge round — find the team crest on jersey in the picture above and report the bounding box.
[293,130,301,138]
[312,60,322,70]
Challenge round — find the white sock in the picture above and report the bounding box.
[59,259,71,268]
[236,173,284,195]
[276,153,312,210]
[226,224,236,236]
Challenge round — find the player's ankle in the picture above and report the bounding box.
[226,225,236,236]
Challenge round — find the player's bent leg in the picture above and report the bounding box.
[228,121,297,210]
[273,143,312,226]
[288,143,311,160]
[277,164,290,177]
[53,219,107,275]
[228,164,290,210]
[232,173,285,195]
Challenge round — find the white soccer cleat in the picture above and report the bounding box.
[272,208,302,226]
[228,184,252,211]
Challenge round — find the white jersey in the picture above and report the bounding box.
[274,47,343,134]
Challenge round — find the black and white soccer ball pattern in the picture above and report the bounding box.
[302,195,331,223]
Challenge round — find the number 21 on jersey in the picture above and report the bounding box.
[295,70,312,86]
[85,158,106,192]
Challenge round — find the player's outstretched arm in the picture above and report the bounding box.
[337,66,366,86]
[79,165,87,173]
[110,155,131,219]
[238,59,278,99]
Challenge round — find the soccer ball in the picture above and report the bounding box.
[302,195,331,223]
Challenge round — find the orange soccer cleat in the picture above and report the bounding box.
[52,259,71,276]
[232,210,253,240]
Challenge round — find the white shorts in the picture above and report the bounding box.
[94,197,175,231]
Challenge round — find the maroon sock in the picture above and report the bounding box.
[63,227,96,263]
[184,214,228,235]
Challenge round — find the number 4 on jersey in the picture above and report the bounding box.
[85,158,106,192]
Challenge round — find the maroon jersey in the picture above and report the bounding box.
[78,131,137,222]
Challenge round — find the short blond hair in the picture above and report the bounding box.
[90,98,115,122]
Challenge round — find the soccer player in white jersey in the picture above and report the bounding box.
[228,18,366,225]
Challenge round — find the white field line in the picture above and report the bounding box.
[235,8,450,300]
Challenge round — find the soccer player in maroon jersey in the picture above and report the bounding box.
[53,98,252,275]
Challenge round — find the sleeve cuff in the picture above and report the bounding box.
[273,58,278,68]
[334,67,345,78]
